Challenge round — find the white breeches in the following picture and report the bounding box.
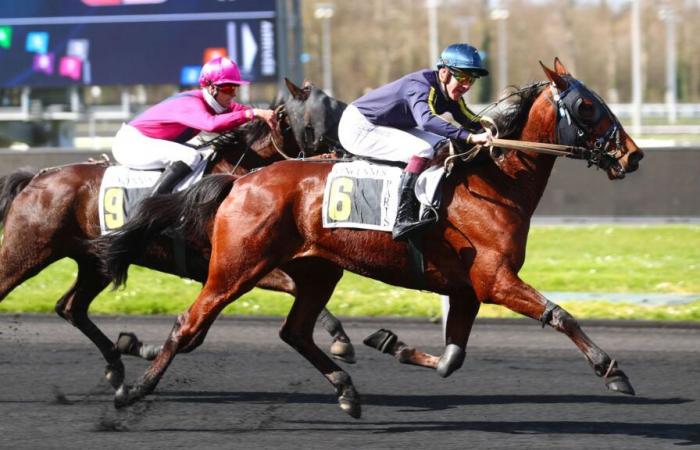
[112,124,201,170]
[337,104,444,163]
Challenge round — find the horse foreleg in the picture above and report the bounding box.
[279,259,361,418]
[362,290,480,377]
[364,327,442,368]
[54,261,126,389]
[436,291,481,377]
[486,268,635,395]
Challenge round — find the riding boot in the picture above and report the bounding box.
[150,161,192,196]
[391,171,435,241]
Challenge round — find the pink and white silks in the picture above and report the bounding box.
[112,89,253,170]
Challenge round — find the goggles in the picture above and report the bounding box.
[449,69,477,85]
[217,84,239,94]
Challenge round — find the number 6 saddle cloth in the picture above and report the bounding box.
[322,160,446,232]
[97,150,211,235]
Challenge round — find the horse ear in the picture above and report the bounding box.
[285,77,309,101]
[539,60,568,91]
[553,57,571,76]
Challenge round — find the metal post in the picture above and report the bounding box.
[20,87,30,117]
[455,16,476,102]
[276,0,289,85]
[659,5,678,124]
[314,4,335,96]
[631,0,642,136]
[427,0,440,67]
[490,7,510,96]
[291,0,304,84]
[69,86,80,113]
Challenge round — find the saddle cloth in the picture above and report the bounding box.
[322,160,445,231]
[98,150,211,235]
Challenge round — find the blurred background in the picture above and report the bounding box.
[0,0,698,320]
[0,0,698,217]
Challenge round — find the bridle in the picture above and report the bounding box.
[271,103,341,160]
[550,77,624,170]
[449,79,627,173]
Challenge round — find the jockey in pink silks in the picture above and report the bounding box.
[111,56,276,195]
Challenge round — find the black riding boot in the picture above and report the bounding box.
[392,171,434,241]
[151,161,192,196]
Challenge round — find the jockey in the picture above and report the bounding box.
[112,56,276,195]
[337,43,492,240]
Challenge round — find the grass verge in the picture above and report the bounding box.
[1,225,699,321]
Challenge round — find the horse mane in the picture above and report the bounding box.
[433,82,547,168]
[490,82,548,139]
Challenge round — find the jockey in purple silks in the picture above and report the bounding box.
[112,56,276,195]
[338,43,493,240]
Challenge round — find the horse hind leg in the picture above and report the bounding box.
[114,238,282,408]
[318,308,356,364]
[486,270,635,395]
[279,259,361,418]
[257,269,356,363]
[0,226,58,303]
[54,261,128,389]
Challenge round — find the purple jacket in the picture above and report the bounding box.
[353,69,481,142]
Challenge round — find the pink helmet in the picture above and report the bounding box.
[198,56,249,87]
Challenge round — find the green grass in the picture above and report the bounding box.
[1,225,699,321]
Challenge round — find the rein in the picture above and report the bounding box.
[269,104,297,160]
[448,82,620,169]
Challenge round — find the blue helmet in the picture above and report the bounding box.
[437,43,488,77]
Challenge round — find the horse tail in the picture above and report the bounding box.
[0,169,36,227]
[95,174,236,287]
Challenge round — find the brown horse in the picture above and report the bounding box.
[106,60,644,418]
[0,80,353,390]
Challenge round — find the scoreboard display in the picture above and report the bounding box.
[0,0,278,87]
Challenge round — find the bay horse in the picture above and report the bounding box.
[0,79,353,391]
[106,59,644,418]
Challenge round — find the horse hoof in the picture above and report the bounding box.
[436,344,465,378]
[606,374,636,396]
[363,329,397,354]
[104,361,125,389]
[330,340,356,364]
[114,385,130,409]
[140,344,162,361]
[338,393,361,419]
[116,332,140,356]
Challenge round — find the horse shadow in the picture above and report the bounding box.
[153,390,698,445]
[160,390,691,409]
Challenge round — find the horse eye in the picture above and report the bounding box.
[577,100,595,121]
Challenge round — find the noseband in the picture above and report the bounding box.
[550,79,623,170]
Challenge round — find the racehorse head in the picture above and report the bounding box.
[283,78,347,154]
[539,58,643,179]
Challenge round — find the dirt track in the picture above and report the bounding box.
[1,314,698,449]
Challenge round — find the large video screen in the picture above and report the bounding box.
[0,0,277,87]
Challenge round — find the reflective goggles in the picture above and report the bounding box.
[217,84,240,94]
[449,69,477,85]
